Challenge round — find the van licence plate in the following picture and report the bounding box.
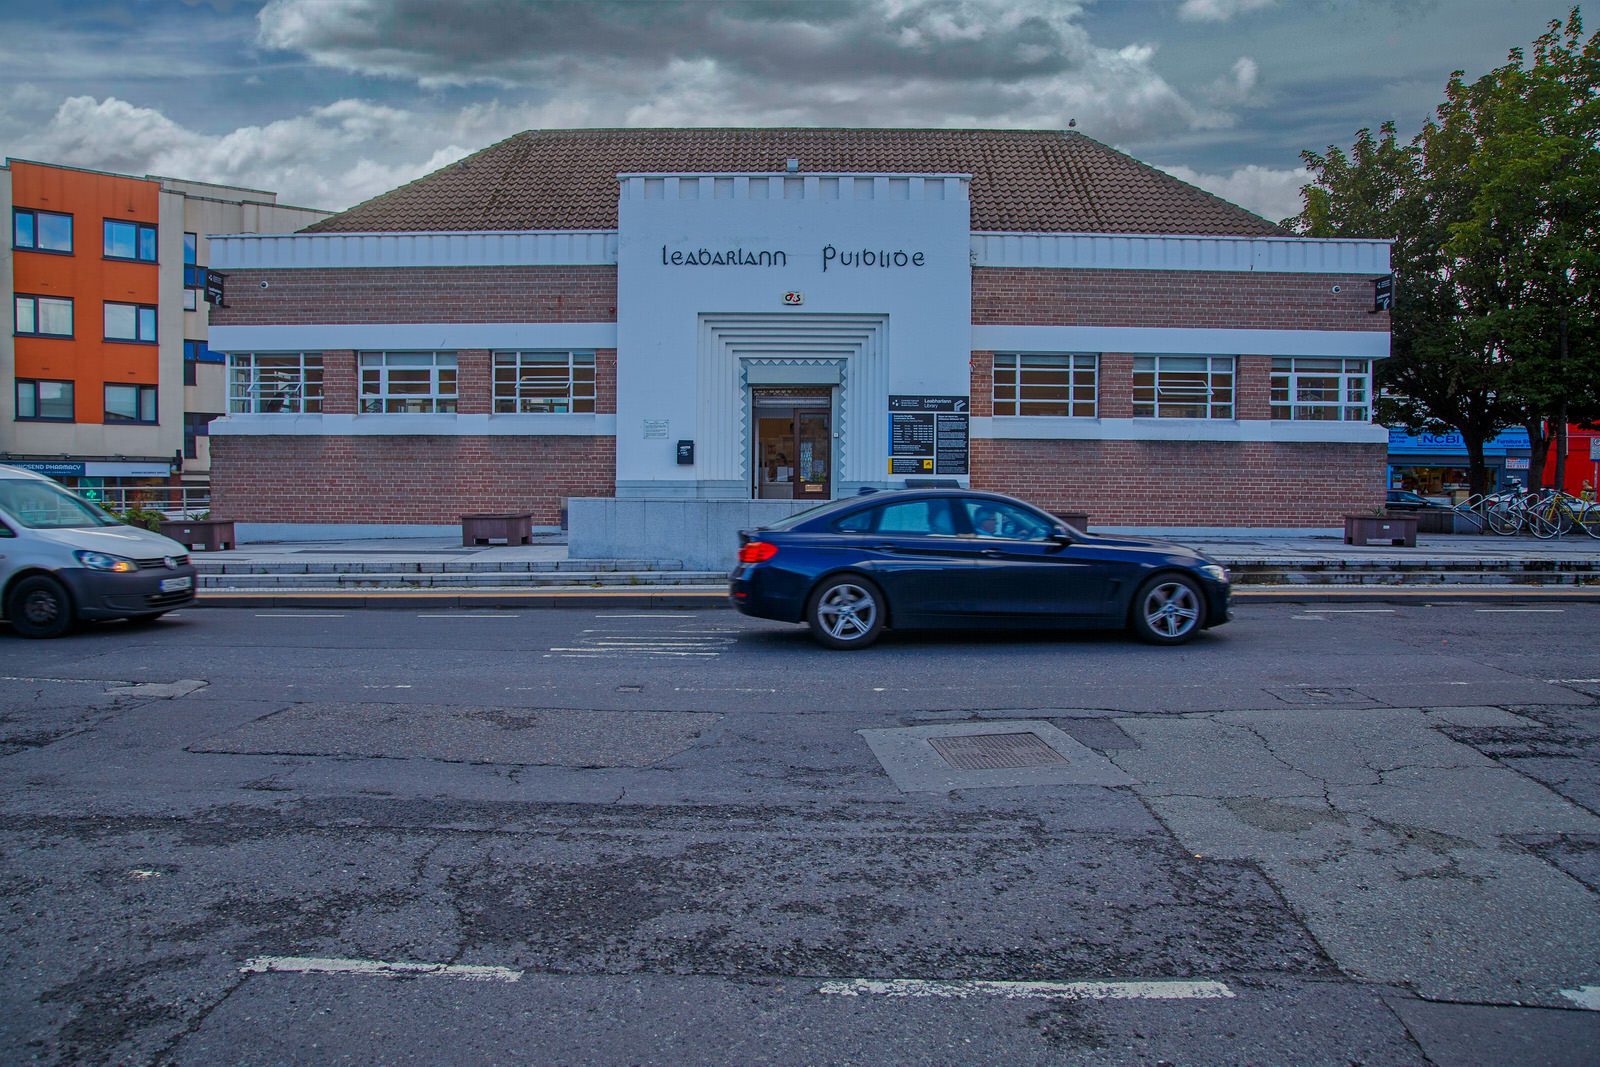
[160,576,192,593]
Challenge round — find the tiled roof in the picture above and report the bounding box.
[304,128,1284,237]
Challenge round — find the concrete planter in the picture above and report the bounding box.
[159,519,236,551]
[1343,513,1418,547]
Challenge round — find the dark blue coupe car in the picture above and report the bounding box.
[729,489,1231,649]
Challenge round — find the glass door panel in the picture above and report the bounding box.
[795,411,831,499]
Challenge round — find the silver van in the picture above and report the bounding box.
[0,464,198,638]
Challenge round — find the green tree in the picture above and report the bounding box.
[1285,8,1600,496]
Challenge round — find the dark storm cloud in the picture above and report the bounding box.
[257,0,1105,88]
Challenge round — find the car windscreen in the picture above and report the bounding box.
[0,479,123,529]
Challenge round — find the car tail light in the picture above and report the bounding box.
[738,541,779,563]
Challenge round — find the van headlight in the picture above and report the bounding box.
[76,551,136,573]
[1199,563,1229,584]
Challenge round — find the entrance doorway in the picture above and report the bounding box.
[753,388,832,499]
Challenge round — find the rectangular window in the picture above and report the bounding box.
[16,380,75,421]
[992,353,1098,417]
[184,288,198,311]
[104,301,158,343]
[14,209,73,253]
[15,294,74,338]
[104,383,157,424]
[183,232,198,266]
[103,219,158,262]
[1271,358,1371,421]
[183,412,220,459]
[492,350,595,413]
[360,351,458,414]
[227,352,325,413]
[1133,356,1235,419]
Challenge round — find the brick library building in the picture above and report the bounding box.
[207,128,1392,550]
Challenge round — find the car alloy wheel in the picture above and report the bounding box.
[807,576,885,650]
[1134,574,1203,645]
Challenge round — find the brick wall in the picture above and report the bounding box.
[595,349,617,414]
[971,439,1385,525]
[210,436,616,525]
[323,351,356,414]
[973,268,1390,332]
[211,266,618,325]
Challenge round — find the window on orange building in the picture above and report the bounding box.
[103,219,157,262]
[16,380,75,421]
[104,302,157,343]
[15,295,74,338]
[104,383,157,424]
[14,209,73,253]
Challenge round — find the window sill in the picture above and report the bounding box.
[14,334,75,341]
[14,247,74,257]
[14,417,76,423]
[103,338,159,346]
[102,255,159,265]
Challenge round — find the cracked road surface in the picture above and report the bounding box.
[1,602,1597,1064]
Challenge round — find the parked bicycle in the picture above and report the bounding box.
[1475,487,1600,538]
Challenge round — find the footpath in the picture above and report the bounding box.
[190,529,1600,610]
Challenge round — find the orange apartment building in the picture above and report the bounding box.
[2,159,327,510]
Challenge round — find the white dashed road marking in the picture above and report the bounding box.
[548,624,736,659]
[817,979,1235,1002]
[241,956,522,983]
[1474,608,1566,613]
[254,613,346,618]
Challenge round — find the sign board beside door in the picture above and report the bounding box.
[888,395,968,476]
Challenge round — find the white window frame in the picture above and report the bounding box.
[1133,355,1235,419]
[228,352,325,414]
[1271,357,1371,422]
[492,350,596,413]
[359,351,458,414]
[992,353,1098,417]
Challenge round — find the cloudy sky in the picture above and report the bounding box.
[0,0,1581,224]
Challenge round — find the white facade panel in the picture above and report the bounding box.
[210,323,618,352]
[973,417,1388,444]
[971,232,1392,275]
[616,172,972,492]
[210,413,617,437]
[208,230,619,270]
[972,325,1390,359]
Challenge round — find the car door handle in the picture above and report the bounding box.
[979,549,1005,557]
[871,543,899,552]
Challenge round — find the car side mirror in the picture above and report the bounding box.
[1051,527,1074,543]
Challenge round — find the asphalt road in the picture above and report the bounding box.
[1,602,1597,1064]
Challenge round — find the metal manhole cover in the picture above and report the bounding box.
[927,732,1070,770]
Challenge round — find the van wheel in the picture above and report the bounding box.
[8,575,76,639]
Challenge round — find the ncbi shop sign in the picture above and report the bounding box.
[1388,428,1531,454]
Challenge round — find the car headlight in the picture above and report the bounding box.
[1199,563,1229,584]
[76,550,137,573]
